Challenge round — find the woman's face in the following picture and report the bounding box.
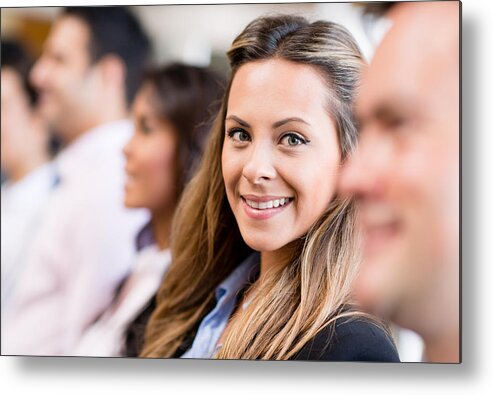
[124,84,178,212]
[222,58,341,255]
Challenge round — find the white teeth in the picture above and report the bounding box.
[246,199,259,209]
[245,198,291,210]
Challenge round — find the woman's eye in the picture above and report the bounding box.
[227,128,251,143]
[280,133,308,146]
[137,119,153,135]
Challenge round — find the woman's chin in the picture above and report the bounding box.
[242,236,285,254]
[123,195,141,209]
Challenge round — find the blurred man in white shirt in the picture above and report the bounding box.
[1,41,57,314]
[3,7,151,355]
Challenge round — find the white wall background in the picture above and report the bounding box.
[1,2,375,68]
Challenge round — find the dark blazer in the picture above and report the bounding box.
[124,295,156,357]
[127,299,400,362]
[294,316,400,362]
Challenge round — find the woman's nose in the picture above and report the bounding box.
[242,141,276,184]
[123,133,136,160]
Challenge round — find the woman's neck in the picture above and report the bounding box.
[258,241,299,287]
[150,205,175,250]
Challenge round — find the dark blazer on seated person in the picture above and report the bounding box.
[129,300,400,361]
[294,316,400,361]
[171,314,400,361]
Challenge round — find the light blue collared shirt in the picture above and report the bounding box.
[180,253,259,359]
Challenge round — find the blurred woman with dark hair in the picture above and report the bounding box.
[72,63,224,357]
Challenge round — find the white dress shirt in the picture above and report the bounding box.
[72,246,171,357]
[1,163,56,312]
[395,326,425,362]
[2,120,149,356]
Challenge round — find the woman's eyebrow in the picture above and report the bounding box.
[225,115,250,128]
[225,115,311,129]
[272,117,311,128]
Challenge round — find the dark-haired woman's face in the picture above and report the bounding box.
[222,58,341,255]
[124,85,178,212]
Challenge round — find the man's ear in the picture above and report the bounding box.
[98,54,126,90]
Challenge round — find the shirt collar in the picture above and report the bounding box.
[215,252,260,302]
[54,119,132,181]
[135,221,155,251]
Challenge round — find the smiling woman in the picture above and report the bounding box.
[141,14,400,361]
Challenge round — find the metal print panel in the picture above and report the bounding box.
[0,1,460,363]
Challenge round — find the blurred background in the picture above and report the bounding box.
[1,3,375,76]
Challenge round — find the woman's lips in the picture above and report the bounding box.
[124,172,138,190]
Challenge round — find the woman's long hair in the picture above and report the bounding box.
[142,15,371,359]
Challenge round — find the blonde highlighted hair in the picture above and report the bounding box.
[142,15,376,359]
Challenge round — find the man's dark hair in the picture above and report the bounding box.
[358,2,397,17]
[1,40,37,104]
[62,6,151,106]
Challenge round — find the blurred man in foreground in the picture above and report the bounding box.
[3,7,151,355]
[340,1,460,362]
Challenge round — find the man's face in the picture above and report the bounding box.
[30,15,101,140]
[340,3,459,329]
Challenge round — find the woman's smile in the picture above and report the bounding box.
[240,194,294,219]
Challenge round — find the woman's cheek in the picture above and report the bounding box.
[152,147,177,202]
